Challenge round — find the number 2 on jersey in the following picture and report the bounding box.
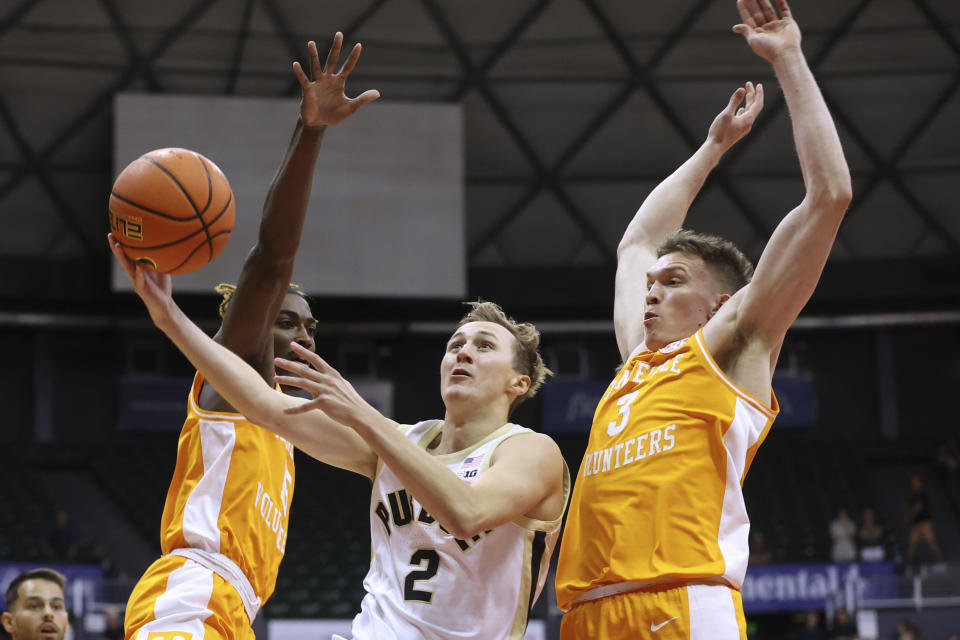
[404,549,440,603]
[606,390,640,436]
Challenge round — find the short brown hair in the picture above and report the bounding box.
[458,301,552,414]
[657,230,754,294]
[4,568,65,610]
[214,282,310,318]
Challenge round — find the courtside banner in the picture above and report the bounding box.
[741,561,897,612]
[543,381,609,434]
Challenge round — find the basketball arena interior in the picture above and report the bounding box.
[1,1,959,638]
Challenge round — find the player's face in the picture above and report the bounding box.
[440,321,525,408]
[0,579,68,640]
[272,292,317,368]
[643,252,728,350]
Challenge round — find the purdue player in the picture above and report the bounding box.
[109,225,568,640]
[555,1,852,638]
[119,34,379,640]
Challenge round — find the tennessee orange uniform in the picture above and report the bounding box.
[556,330,777,638]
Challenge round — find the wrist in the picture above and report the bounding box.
[297,115,328,135]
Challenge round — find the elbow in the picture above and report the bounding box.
[812,174,853,215]
[445,506,486,540]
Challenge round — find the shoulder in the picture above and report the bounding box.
[491,431,563,468]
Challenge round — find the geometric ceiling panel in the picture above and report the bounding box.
[683,185,763,261]
[496,191,583,265]
[492,0,626,77]
[841,183,927,259]
[564,89,691,176]
[565,181,653,254]
[495,82,624,166]
[821,75,955,159]
[462,89,535,176]
[0,0,957,274]
[0,176,66,255]
[903,173,960,245]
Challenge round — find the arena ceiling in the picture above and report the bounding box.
[0,0,958,276]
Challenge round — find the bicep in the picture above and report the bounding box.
[614,245,655,360]
[737,201,843,345]
[467,435,563,529]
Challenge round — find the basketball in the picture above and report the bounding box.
[108,147,235,275]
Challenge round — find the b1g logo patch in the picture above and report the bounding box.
[147,632,194,640]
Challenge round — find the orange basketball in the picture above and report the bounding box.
[109,148,235,275]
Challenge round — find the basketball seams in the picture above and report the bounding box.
[111,147,234,274]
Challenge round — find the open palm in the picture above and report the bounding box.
[295,33,380,127]
[733,0,801,63]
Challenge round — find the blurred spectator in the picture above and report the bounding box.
[98,609,124,640]
[858,507,885,562]
[894,618,923,640]
[905,475,943,564]
[796,610,828,640]
[936,436,960,506]
[830,608,857,640]
[829,508,857,563]
[1,567,69,640]
[749,530,773,565]
[39,509,78,563]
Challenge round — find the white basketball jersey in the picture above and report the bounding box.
[348,420,568,640]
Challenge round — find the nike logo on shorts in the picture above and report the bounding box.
[651,616,679,632]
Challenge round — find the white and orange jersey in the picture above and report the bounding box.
[555,330,778,611]
[158,372,295,604]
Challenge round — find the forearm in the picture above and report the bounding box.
[772,50,851,204]
[618,140,726,255]
[355,418,481,538]
[256,118,326,260]
[156,301,290,426]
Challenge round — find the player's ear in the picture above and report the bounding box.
[709,293,731,318]
[510,374,531,397]
[2,611,15,634]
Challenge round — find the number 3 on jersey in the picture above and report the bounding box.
[404,549,440,603]
[606,390,639,436]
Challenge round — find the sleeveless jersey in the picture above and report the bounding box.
[158,372,295,604]
[351,420,570,640]
[555,330,778,611]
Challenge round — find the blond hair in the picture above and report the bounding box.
[214,282,309,318]
[458,300,552,414]
[657,230,754,294]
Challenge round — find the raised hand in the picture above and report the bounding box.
[108,233,175,325]
[275,342,380,429]
[706,82,764,151]
[294,32,380,128]
[733,0,801,63]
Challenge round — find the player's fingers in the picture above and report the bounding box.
[290,342,333,372]
[775,0,791,20]
[323,32,343,74]
[338,42,362,77]
[741,0,765,26]
[726,86,746,113]
[282,397,323,415]
[307,40,322,79]
[736,0,757,28]
[758,0,778,23]
[274,374,313,390]
[350,89,381,109]
[292,61,310,88]
[750,83,764,113]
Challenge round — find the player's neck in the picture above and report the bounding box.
[435,405,510,455]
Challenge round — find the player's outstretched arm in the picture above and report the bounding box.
[277,345,567,539]
[614,82,763,360]
[214,33,380,372]
[109,234,378,478]
[722,0,852,355]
